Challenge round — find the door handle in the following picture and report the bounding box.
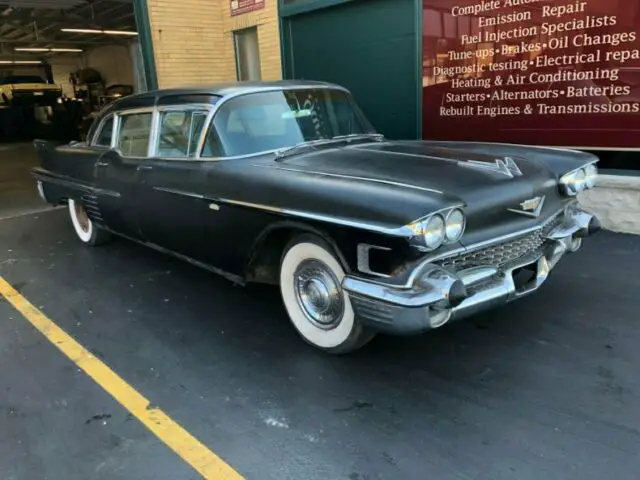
[96,160,109,167]
[138,165,153,171]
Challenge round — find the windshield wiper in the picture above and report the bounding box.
[274,134,385,162]
[274,138,339,161]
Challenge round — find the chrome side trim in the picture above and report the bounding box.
[213,197,417,236]
[255,164,444,195]
[153,187,205,200]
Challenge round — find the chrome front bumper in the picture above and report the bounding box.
[342,206,601,335]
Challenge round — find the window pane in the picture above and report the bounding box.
[209,88,375,157]
[189,112,208,157]
[117,112,152,157]
[95,116,113,146]
[234,27,261,81]
[158,110,208,158]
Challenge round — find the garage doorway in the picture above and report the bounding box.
[0,0,142,219]
[281,0,420,140]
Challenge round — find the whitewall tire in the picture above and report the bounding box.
[279,234,375,354]
[68,198,111,246]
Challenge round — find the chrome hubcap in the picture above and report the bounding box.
[294,259,344,329]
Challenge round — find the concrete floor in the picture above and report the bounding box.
[1,209,639,480]
[0,143,57,220]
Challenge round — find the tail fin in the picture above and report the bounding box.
[33,139,54,170]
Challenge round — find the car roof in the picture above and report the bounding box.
[102,80,348,113]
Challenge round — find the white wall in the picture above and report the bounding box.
[83,44,134,87]
[51,56,82,97]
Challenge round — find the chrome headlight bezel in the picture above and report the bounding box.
[409,207,467,252]
[444,208,466,244]
[560,162,598,196]
[422,214,445,251]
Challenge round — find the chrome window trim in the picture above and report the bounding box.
[112,107,156,159]
[152,105,214,160]
[196,84,357,161]
[90,113,116,147]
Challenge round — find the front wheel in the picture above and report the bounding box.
[279,234,375,354]
[68,198,111,246]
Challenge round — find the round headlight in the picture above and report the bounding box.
[444,208,465,243]
[584,164,598,188]
[573,168,587,191]
[423,214,445,250]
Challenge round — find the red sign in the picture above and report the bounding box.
[230,0,265,16]
[422,0,640,149]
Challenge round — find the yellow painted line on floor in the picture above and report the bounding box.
[0,276,243,480]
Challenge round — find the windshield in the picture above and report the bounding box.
[211,88,377,157]
[0,75,46,85]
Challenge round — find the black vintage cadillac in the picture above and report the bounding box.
[32,80,601,354]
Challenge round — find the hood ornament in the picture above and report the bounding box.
[508,195,545,218]
[459,156,523,178]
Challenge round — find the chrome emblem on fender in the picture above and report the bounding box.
[459,156,523,178]
[508,195,545,218]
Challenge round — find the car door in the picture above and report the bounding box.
[82,111,145,239]
[134,107,214,261]
[91,109,153,240]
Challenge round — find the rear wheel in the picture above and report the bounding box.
[279,234,375,354]
[68,198,111,246]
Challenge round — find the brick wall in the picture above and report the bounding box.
[146,0,282,88]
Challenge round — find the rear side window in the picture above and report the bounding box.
[94,116,114,147]
[117,112,152,157]
[157,110,208,158]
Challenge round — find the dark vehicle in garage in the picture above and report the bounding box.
[31,80,601,354]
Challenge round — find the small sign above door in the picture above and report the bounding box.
[230,0,265,16]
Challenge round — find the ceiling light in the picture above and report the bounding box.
[103,30,138,36]
[61,28,137,36]
[61,28,102,34]
[15,47,82,53]
[0,60,43,64]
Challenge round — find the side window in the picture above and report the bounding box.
[117,112,153,157]
[157,110,208,158]
[94,116,114,147]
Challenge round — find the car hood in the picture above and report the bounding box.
[269,139,563,240]
[275,140,557,201]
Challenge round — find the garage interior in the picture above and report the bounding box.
[0,0,142,219]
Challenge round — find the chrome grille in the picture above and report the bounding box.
[436,230,545,271]
[435,213,563,271]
